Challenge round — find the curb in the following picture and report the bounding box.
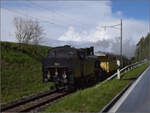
[99,65,149,113]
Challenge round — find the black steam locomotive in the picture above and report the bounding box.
[42,45,103,91]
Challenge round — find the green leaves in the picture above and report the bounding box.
[136,33,150,61]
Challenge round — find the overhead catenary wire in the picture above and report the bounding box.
[2,0,106,30]
[2,1,111,34]
[25,0,93,29]
[4,7,95,31]
[3,7,71,28]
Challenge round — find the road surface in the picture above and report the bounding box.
[109,66,150,113]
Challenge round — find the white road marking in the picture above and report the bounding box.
[109,66,150,113]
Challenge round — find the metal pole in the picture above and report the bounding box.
[102,20,123,67]
[120,19,123,67]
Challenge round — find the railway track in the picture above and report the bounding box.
[1,71,116,112]
[1,89,68,112]
[1,76,106,113]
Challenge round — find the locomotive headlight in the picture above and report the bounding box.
[55,69,58,76]
[47,71,50,79]
[62,71,67,79]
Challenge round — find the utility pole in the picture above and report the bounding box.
[102,19,123,79]
[120,19,123,68]
[102,19,123,67]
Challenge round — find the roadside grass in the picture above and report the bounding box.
[121,63,149,79]
[45,63,149,112]
[1,41,52,103]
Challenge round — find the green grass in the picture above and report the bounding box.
[45,63,149,112]
[1,41,52,103]
[122,63,149,79]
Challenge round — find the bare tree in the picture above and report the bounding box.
[14,17,44,44]
[32,21,44,45]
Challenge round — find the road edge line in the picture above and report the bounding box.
[99,65,150,113]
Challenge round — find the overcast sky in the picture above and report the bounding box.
[1,0,150,58]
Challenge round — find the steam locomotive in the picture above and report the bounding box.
[42,45,105,91]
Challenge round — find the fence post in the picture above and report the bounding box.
[117,68,120,79]
[117,60,120,79]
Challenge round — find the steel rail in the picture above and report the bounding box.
[1,89,68,112]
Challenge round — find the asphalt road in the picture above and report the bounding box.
[109,66,150,113]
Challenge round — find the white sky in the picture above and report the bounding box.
[1,1,149,58]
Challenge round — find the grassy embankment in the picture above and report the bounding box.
[1,41,52,103]
[45,63,149,112]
